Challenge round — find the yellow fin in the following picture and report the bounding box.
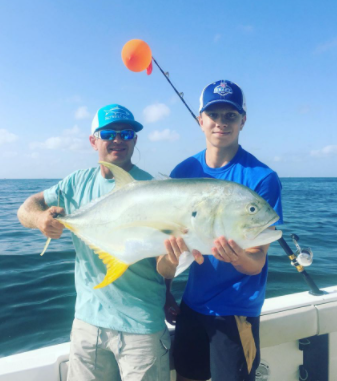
[40,238,51,256]
[99,161,135,191]
[57,218,129,288]
[94,252,129,289]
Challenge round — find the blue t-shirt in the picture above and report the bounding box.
[44,165,166,334]
[170,146,283,317]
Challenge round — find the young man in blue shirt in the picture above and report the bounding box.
[165,80,283,381]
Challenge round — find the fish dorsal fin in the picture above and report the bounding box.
[99,161,135,191]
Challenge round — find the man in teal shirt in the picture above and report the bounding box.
[18,104,173,381]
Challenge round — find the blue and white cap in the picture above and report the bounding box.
[91,104,143,134]
[199,80,246,114]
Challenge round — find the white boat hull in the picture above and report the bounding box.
[1,285,337,380]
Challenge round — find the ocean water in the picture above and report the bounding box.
[0,178,336,358]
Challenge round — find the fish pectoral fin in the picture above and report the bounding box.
[99,161,135,191]
[94,251,129,289]
[175,251,196,277]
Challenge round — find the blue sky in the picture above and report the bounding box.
[0,0,336,178]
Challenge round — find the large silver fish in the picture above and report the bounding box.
[42,161,282,288]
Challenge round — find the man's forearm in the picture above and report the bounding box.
[17,193,48,229]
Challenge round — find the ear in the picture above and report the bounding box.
[198,114,205,132]
[89,135,98,151]
[240,115,247,131]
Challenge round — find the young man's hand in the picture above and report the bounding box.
[212,236,269,275]
[157,237,204,279]
[212,236,243,264]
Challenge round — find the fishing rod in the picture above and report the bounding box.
[151,57,199,125]
[276,230,325,296]
[122,40,326,296]
[122,40,200,124]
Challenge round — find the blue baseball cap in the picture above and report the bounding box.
[199,80,247,114]
[91,104,143,134]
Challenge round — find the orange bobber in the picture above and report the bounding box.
[122,39,152,72]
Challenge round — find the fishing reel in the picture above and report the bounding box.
[290,234,313,267]
[277,231,325,296]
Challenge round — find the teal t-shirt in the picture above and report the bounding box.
[44,165,166,334]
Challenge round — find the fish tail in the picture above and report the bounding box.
[40,238,51,256]
[94,252,129,289]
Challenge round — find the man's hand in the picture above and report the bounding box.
[212,236,242,264]
[36,206,65,239]
[212,236,269,275]
[164,237,204,266]
[157,237,204,279]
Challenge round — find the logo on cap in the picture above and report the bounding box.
[104,106,131,121]
[214,82,233,97]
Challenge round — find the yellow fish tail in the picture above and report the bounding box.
[94,252,129,289]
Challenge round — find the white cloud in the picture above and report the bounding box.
[30,126,90,152]
[143,103,170,123]
[2,151,18,158]
[310,145,337,157]
[148,129,180,142]
[64,125,81,136]
[237,24,254,34]
[0,129,19,145]
[75,106,91,120]
[214,34,221,43]
[314,38,337,54]
[273,156,282,162]
[30,136,89,152]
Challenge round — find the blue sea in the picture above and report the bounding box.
[0,178,336,358]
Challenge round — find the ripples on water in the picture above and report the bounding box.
[0,178,336,357]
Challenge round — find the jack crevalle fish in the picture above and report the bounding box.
[41,161,282,288]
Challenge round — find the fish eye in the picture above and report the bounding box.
[247,204,258,214]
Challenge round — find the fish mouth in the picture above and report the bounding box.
[244,215,280,241]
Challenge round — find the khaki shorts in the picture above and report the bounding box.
[67,318,171,381]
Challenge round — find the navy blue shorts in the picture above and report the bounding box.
[173,301,260,381]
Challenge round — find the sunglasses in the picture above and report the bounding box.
[94,129,136,141]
